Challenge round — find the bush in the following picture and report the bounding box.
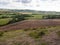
[0,31,4,37]
[30,28,37,30]
[14,42,21,45]
[56,31,60,37]
[41,42,47,45]
[43,15,60,19]
[29,31,45,39]
[24,28,37,31]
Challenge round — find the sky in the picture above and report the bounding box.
[0,0,60,11]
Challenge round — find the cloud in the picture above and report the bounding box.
[13,0,32,3]
[13,0,20,2]
[0,0,9,5]
[21,0,32,3]
[0,0,60,11]
[0,2,8,5]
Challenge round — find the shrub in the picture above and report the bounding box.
[29,31,45,39]
[24,29,29,31]
[0,31,4,37]
[56,31,60,37]
[38,31,45,37]
[41,42,47,45]
[30,28,37,30]
[14,42,21,45]
[24,28,37,31]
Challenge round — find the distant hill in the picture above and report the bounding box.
[0,9,60,15]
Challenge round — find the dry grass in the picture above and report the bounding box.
[0,19,60,31]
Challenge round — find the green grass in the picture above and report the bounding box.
[0,27,51,45]
[41,42,48,45]
[29,29,48,39]
[0,30,24,41]
[25,14,43,20]
[56,31,60,37]
[0,26,59,45]
[0,18,12,26]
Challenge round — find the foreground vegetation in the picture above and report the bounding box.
[0,26,60,45]
[0,26,58,45]
[0,10,60,45]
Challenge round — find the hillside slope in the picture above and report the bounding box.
[0,19,60,31]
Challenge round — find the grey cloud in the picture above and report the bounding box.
[40,0,47,1]
[41,0,57,1]
[51,0,57,1]
[14,0,32,3]
[13,0,21,2]
[21,0,32,3]
[0,2,9,5]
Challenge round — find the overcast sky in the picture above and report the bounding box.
[0,0,60,11]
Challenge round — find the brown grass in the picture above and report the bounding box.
[0,19,60,31]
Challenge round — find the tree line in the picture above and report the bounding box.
[43,15,60,19]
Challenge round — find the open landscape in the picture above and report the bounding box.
[0,9,60,45]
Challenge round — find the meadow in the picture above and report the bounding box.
[0,26,57,45]
[0,13,44,26]
[0,26,60,45]
[0,10,60,45]
[25,14,43,20]
[0,18,12,26]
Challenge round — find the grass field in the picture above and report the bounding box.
[25,14,43,20]
[0,18,12,26]
[0,27,53,45]
[0,11,60,45]
[0,26,60,45]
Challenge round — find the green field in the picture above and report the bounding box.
[0,10,60,45]
[0,27,52,45]
[25,14,43,20]
[0,18,12,26]
[0,14,45,26]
